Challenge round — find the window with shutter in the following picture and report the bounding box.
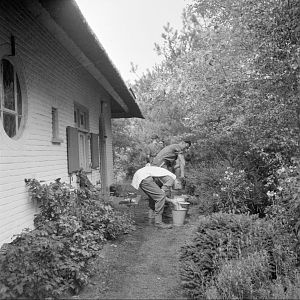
[91,133,99,168]
[66,126,80,173]
[67,102,100,174]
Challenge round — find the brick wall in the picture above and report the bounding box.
[0,1,113,246]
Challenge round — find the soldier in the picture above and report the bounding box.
[146,134,164,164]
[152,140,191,182]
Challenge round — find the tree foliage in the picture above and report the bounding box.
[114,0,300,210]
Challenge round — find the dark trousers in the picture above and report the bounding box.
[140,175,173,216]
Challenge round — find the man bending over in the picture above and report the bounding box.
[131,165,177,229]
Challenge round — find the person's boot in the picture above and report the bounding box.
[148,209,155,225]
[162,202,173,219]
[155,214,172,229]
[148,209,155,219]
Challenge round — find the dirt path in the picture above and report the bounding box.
[76,198,198,299]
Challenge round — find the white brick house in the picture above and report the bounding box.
[0,0,143,246]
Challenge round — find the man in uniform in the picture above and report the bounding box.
[146,134,164,164]
[152,140,191,181]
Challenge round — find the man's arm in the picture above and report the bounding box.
[145,146,151,163]
[177,153,186,178]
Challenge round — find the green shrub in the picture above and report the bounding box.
[0,229,87,299]
[185,164,227,198]
[0,178,134,299]
[263,273,300,299]
[205,251,271,299]
[216,167,254,214]
[193,148,290,216]
[179,212,298,299]
[265,162,300,237]
[179,213,255,298]
[184,164,230,215]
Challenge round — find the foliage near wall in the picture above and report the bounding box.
[0,178,134,299]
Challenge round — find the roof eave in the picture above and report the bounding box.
[28,0,143,119]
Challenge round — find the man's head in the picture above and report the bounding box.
[184,152,192,162]
[151,134,159,143]
[180,140,191,150]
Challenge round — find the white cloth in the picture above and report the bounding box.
[131,166,176,190]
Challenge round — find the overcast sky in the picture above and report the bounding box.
[75,0,189,82]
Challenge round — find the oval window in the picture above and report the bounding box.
[0,59,23,138]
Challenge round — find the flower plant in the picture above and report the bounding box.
[0,177,134,299]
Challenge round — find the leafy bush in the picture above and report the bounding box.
[241,148,287,215]
[208,257,300,299]
[210,155,280,216]
[184,164,230,214]
[0,178,134,299]
[0,229,87,299]
[179,212,298,299]
[262,273,300,300]
[205,251,271,299]
[215,167,254,214]
[194,148,291,216]
[265,160,300,237]
[185,164,227,198]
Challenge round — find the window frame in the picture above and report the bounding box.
[51,106,63,144]
[73,102,91,172]
[0,57,25,139]
[74,102,89,132]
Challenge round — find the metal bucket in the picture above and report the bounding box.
[172,208,187,226]
[172,196,190,211]
[179,202,190,210]
[172,196,186,203]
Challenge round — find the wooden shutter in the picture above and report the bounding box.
[90,133,99,168]
[66,126,80,173]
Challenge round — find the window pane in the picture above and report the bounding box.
[52,107,58,138]
[74,110,77,124]
[17,75,22,115]
[79,132,88,169]
[3,112,16,137]
[80,113,84,126]
[83,112,87,129]
[2,59,15,111]
[74,104,89,130]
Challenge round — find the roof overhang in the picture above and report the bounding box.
[24,0,143,119]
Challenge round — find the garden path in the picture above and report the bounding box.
[75,197,198,299]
